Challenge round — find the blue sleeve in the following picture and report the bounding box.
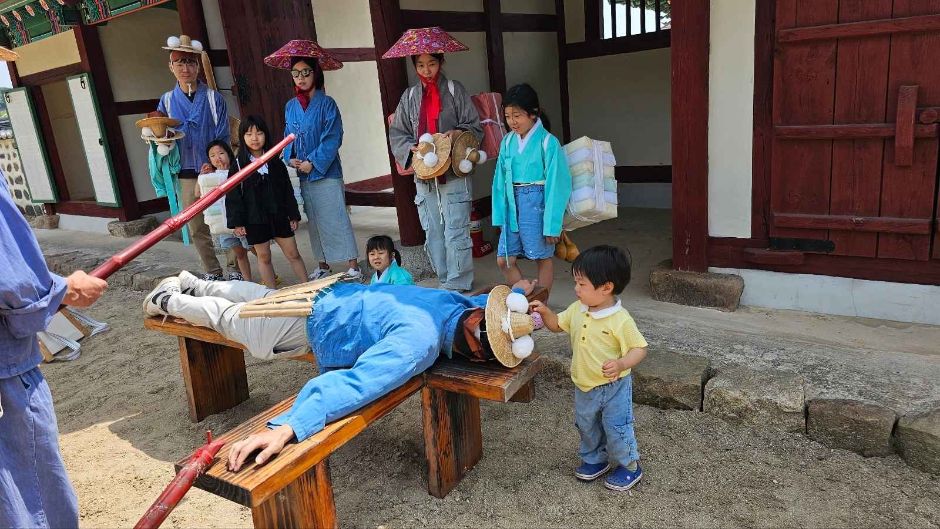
[214,91,230,144]
[0,178,68,340]
[542,135,572,236]
[156,94,166,114]
[307,98,343,177]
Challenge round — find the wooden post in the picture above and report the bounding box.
[370,0,425,247]
[421,386,483,499]
[250,461,338,529]
[483,0,507,94]
[178,337,249,422]
[670,0,710,271]
[509,380,535,403]
[176,0,210,45]
[555,0,571,143]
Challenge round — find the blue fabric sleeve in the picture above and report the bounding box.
[307,98,343,177]
[491,153,508,228]
[542,135,572,237]
[214,91,230,144]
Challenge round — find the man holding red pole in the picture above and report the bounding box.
[0,174,108,528]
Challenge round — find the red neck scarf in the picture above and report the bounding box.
[295,85,313,111]
[419,73,441,135]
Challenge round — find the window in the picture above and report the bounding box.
[588,0,671,41]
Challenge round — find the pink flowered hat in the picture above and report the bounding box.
[381,27,469,59]
[264,40,343,71]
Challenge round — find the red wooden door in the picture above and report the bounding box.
[219,2,317,137]
[770,0,940,273]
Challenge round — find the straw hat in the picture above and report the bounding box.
[163,34,204,55]
[381,27,469,59]
[136,111,181,139]
[264,39,344,71]
[450,130,486,177]
[413,132,452,180]
[484,285,537,368]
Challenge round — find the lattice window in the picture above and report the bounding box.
[588,0,671,41]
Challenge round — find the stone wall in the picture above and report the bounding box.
[0,137,43,216]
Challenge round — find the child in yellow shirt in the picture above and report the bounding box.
[529,245,648,491]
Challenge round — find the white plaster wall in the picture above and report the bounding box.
[707,0,755,239]
[503,31,562,135]
[502,0,555,14]
[98,8,182,102]
[119,115,157,203]
[324,63,390,184]
[567,48,671,166]
[12,30,79,77]
[711,267,940,326]
[201,0,227,49]
[565,0,585,43]
[312,0,374,48]
[399,0,482,11]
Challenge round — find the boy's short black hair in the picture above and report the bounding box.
[571,245,632,295]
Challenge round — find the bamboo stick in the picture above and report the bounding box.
[238,309,311,318]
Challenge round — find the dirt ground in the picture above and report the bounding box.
[48,286,939,529]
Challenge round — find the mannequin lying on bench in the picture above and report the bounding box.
[142,271,541,470]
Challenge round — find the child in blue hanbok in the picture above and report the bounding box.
[367,235,414,286]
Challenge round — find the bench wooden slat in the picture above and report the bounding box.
[145,317,245,350]
[425,354,543,402]
[179,376,423,507]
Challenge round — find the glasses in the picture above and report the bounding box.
[291,68,313,79]
[171,58,198,68]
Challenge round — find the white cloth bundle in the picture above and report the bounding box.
[197,170,233,235]
[562,136,618,231]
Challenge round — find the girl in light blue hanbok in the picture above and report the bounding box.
[367,235,414,286]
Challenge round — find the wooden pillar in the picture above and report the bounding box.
[421,386,483,499]
[483,0,506,94]
[670,0,710,272]
[554,0,571,143]
[73,24,139,221]
[176,0,210,45]
[370,0,425,247]
[178,337,249,422]
[251,461,338,529]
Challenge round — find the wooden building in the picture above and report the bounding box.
[3,0,940,323]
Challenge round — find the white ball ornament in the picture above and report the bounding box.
[423,151,438,167]
[505,292,529,313]
[418,133,434,144]
[476,150,488,164]
[191,39,203,52]
[166,36,181,48]
[157,143,171,156]
[141,126,154,138]
[511,335,535,359]
[458,159,473,174]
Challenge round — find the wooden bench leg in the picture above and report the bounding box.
[178,336,249,422]
[251,461,337,529]
[421,386,483,499]
[509,380,535,403]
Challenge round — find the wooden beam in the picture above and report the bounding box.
[370,0,425,247]
[565,30,671,60]
[6,59,19,88]
[615,165,672,183]
[777,13,940,43]
[483,0,506,94]
[585,0,601,41]
[74,24,138,221]
[772,213,932,235]
[670,1,709,272]
[502,13,556,32]
[345,174,392,192]
[344,190,395,207]
[555,0,571,142]
[326,48,377,62]
[401,9,485,31]
[774,123,937,140]
[53,201,123,217]
[18,63,83,87]
[139,197,169,215]
[176,0,210,46]
[205,49,229,67]
[751,0,775,239]
[114,98,160,116]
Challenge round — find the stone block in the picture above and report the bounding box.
[398,241,435,282]
[895,408,940,474]
[108,217,158,238]
[806,399,896,457]
[27,214,59,230]
[704,366,805,433]
[633,349,710,411]
[649,260,744,311]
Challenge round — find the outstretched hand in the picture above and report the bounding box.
[63,270,108,307]
[227,424,295,472]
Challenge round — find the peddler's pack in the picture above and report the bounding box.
[561,136,618,231]
[197,170,233,235]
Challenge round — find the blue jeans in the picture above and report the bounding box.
[300,176,359,264]
[0,367,79,529]
[414,177,474,290]
[574,375,640,466]
[497,185,555,260]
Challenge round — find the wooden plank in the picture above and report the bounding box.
[421,386,483,499]
[918,107,940,124]
[556,0,571,143]
[326,47,376,62]
[508,380,535,403]
[250,462,337,529]
[670,1,709,272]
[614,165,672,183]
[425,354,543,403]
[742,248,805,266]
[484,0,507,95]
[774,124,938,139]
[828,0,892,258]
[502,13,557,32]
[184,377,423,507]
[878,0,940,261]
[778,13,940,43]
[772,213,932,234]
[178,336,249,423]
[345,174,392,192]
[145,317,246,350]
[18,63,83,87]
[565,30,671,60]
[113,99,161,116]
[344,190,395,207]
[894,85,919,166]
[751,0,776,240]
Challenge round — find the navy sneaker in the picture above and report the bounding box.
[142,277,181,317]
[574,461,611,481]
[604,463,643,491]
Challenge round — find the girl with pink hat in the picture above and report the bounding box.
[384,27,483,292]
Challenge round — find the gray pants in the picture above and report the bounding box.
[167,278,309,360]
[300,176,359,265]
[414,176,474,290]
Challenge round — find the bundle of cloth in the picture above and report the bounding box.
[197,169,232,236]
[562,136,618,231]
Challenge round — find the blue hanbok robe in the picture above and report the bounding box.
[283,90,343,181]
[157,81,229,173]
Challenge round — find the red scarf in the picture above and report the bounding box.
[418,73,441,135]
[295,85,313,111]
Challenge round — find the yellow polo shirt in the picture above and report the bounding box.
[558,299,648,392]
